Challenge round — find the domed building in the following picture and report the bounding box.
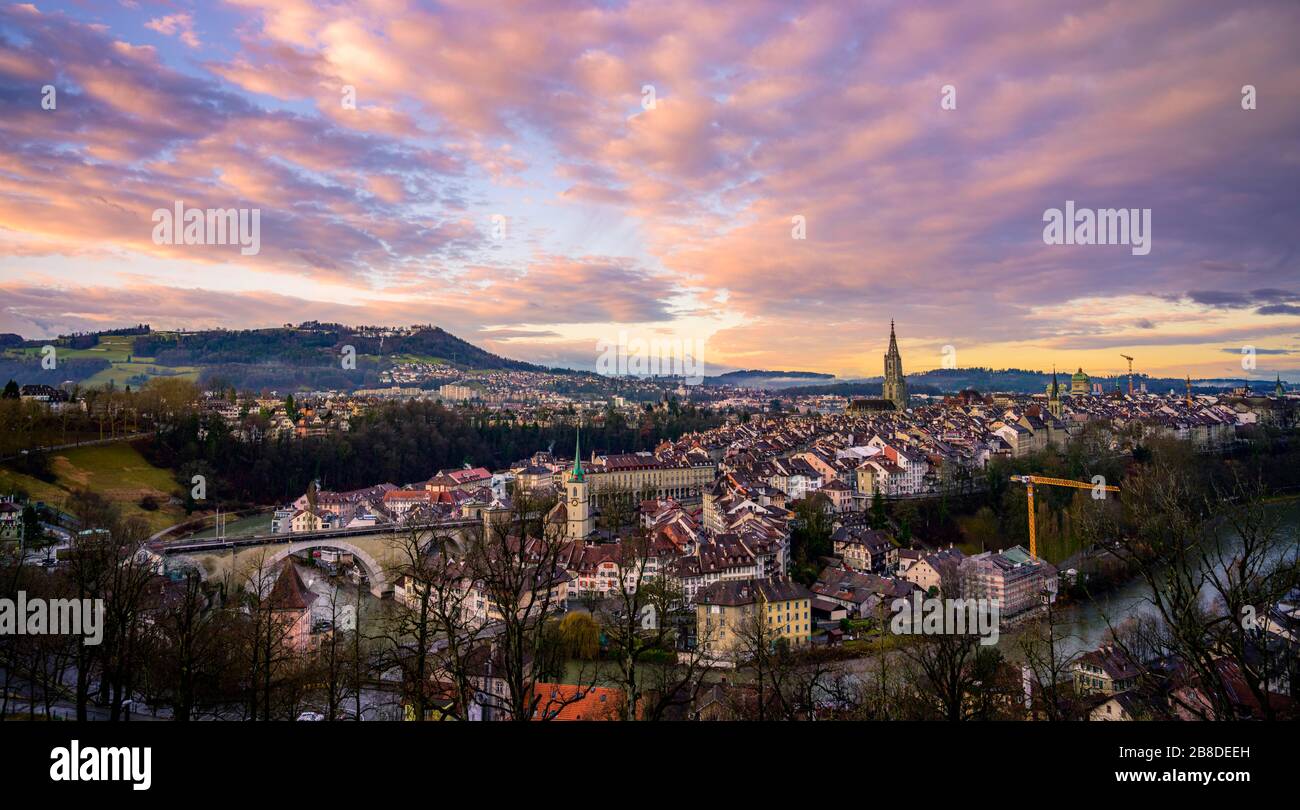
[1070,367,1090,396]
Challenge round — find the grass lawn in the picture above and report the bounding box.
[379,353,448,365]
[0,442,187,533]
[82,362,199,388]
[0,466,67,507]
[841,632,911,654]
[188,511,273,539]
[8,334,136,362]
[5,335,198,390]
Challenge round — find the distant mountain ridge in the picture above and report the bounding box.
[704,369,836,389]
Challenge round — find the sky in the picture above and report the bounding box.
[1,0,1298,381]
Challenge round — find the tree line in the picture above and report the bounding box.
[145,399,725,507]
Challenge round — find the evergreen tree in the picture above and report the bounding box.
[869,491,887,529]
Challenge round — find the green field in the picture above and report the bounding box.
[82,361,200,388]
[11,334,135,361]
[0,442,187,533]
[6,335,200,389]
[188,511,273,539]
[373,353,449,366]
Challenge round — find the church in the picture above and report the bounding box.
[882,320,908,411]
[848,321,909,413]
[547,433,595,540]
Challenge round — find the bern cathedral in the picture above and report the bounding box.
[882,320,908,411]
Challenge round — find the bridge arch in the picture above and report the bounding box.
[262,540,391,598]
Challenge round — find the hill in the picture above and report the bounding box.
[704,369,836,389]
[2,322,547,392]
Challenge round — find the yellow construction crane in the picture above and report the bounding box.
[1009,475,1120,558]
[1119,354,1135,396]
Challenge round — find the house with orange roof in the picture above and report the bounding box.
[531,683,625,720]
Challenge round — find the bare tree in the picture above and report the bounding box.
[592,526,720,720]
[312,581,360,721]
[859,599,905,720]
[146,570,238,720]
[730,606,795,720]
[464,490,594,721]
[378,524,480,721]
[1082,459,1299,721]
[235,550,300,721]
[59,490,158,721]
[1017,590,1080,720]
[899,629,982,721]
[2,569,77,719]
[374,525,443,721]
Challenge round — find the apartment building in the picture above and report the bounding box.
[898,547,966,595]
[695,576,813,659]
[959,545,1057,617]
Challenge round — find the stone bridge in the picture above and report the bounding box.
[158,520,481,599]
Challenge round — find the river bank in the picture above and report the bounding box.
[998,498,1300,660]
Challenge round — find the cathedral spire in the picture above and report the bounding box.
[882,320,907,411]
[572,429,584,481]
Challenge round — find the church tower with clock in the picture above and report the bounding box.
[566,432,594,540]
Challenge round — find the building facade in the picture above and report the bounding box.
[695,576,813,659]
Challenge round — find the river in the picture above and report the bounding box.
[1008,499,1300,659]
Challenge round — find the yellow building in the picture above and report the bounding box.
[553,456,716,506]
[695,576,813,659]
[288,508,326,533]
[1073,645,1140,697]
[1070,367,1090,396]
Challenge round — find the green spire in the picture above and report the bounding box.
[572,430,584,481]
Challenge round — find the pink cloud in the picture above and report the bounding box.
[145,13,201,49]
[1,1,1298,377]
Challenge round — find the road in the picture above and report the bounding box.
[1,693,169,721]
